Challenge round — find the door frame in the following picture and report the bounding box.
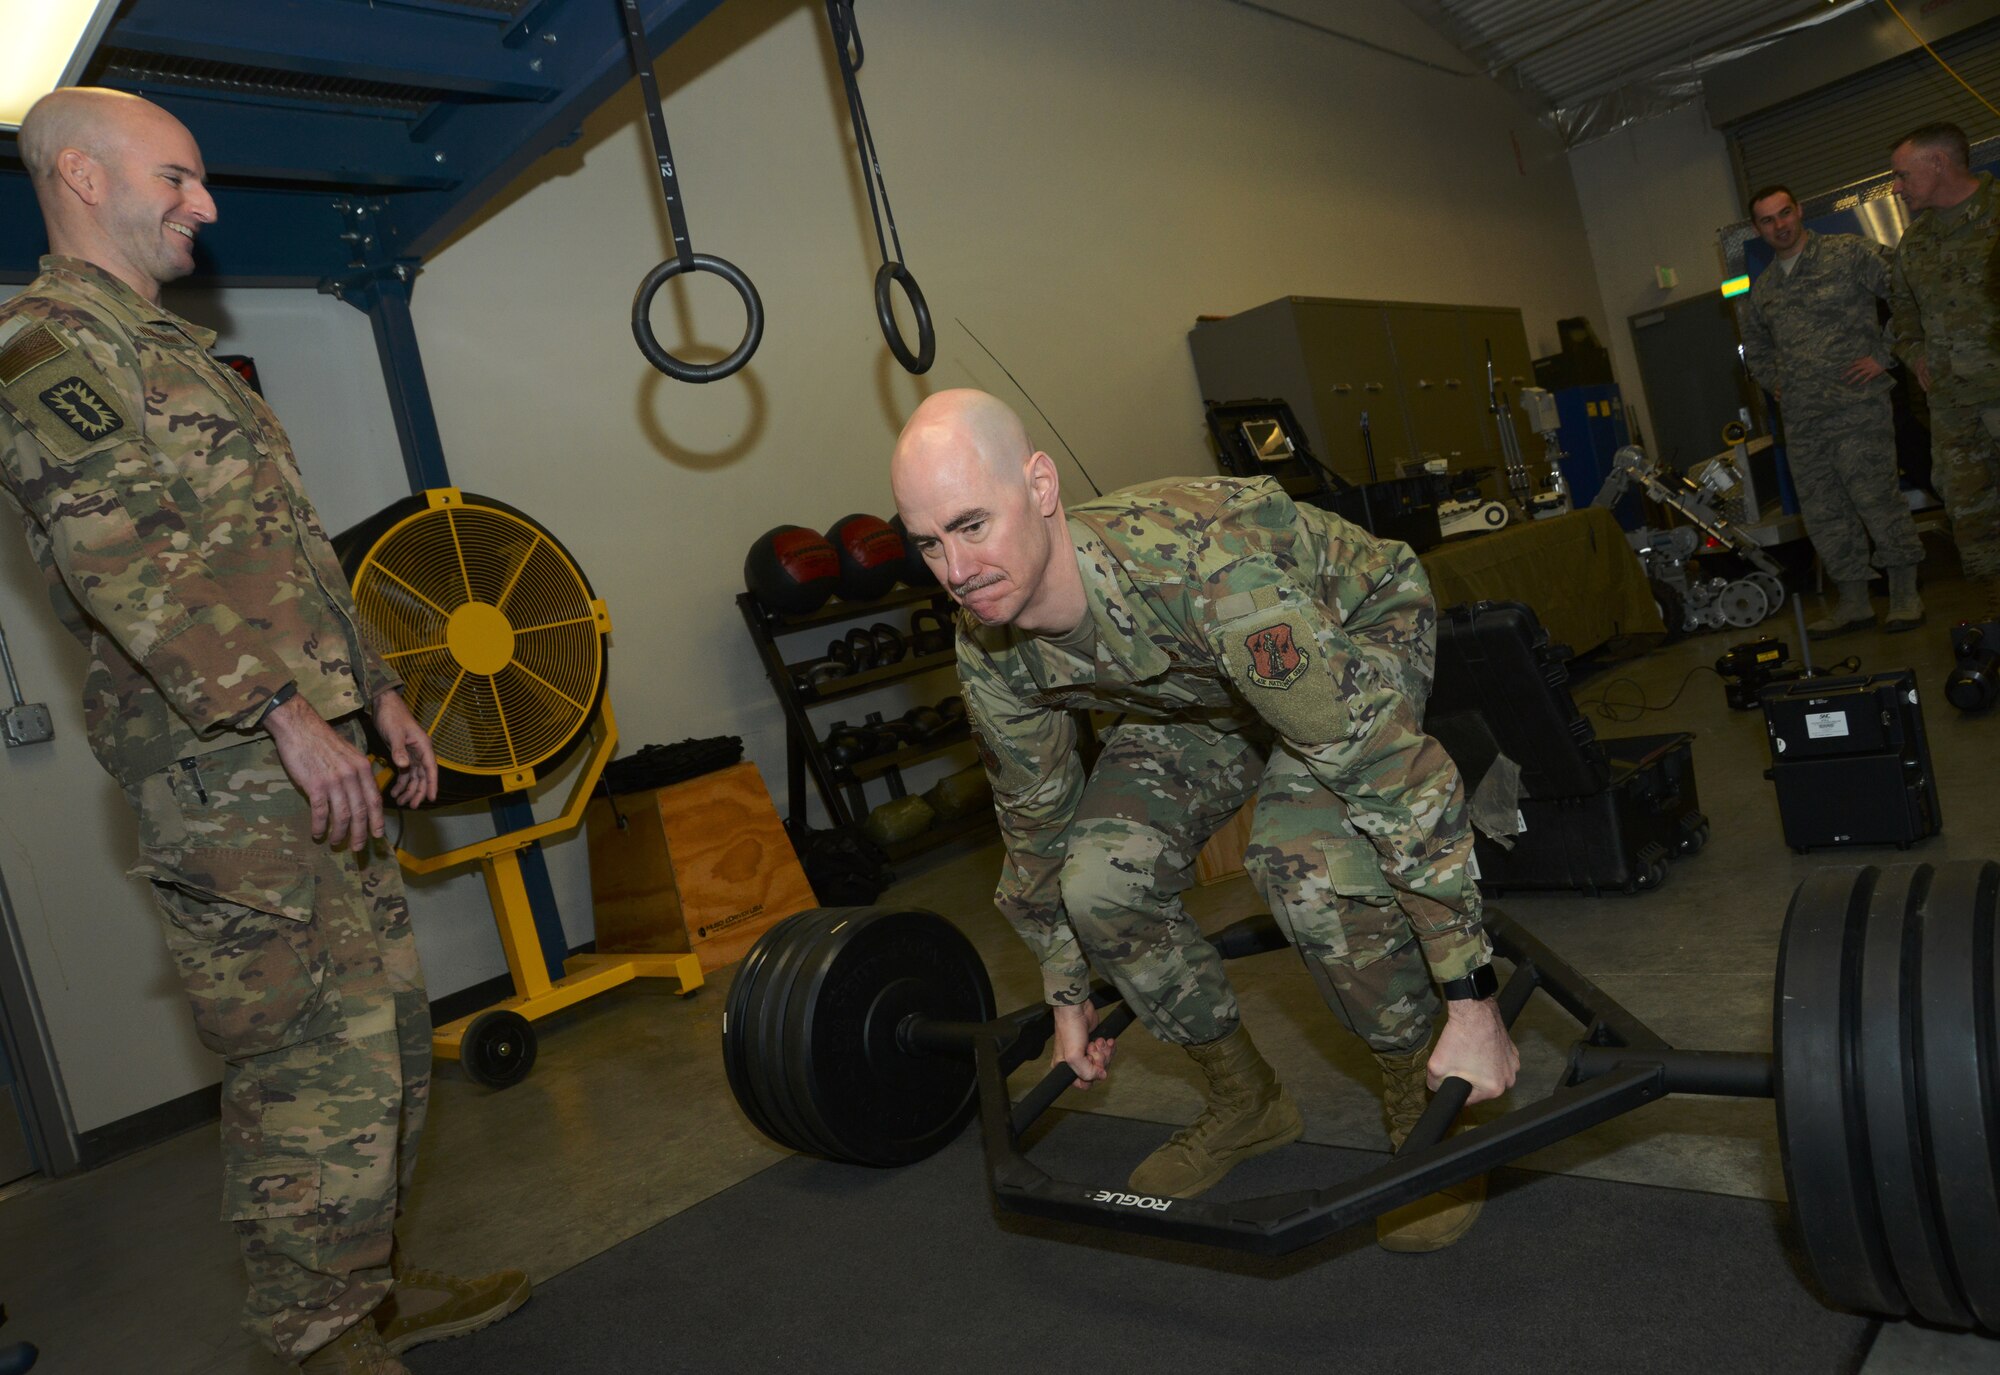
[0,861,79,1178]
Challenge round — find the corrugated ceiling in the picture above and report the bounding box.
[1400,0,1849,112]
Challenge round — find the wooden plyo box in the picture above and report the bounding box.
[584,762,816,971]
[1195,800,1255,886]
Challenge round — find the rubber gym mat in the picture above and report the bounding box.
[408,1108,1876,1374]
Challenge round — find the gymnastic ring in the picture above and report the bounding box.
[874,260,935,375]
[630,253,765,384]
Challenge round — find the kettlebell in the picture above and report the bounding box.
[936,694,967,732]
[826,626,880,675]
[899,705,947,741]
[822,721,875,769]
[869,622,908,666]
[910,606,952,656]
[793,658,849,694]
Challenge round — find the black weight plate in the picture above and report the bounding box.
[735,908,835,1153]
[787,908,993,1167]
[751,908,851,1157]
[757,908,860,1162]
[730,909,840,1152]
[1856,867,1969,1326]
[1776,867,1906,1318]
[780,908,938,1162]
[723,911,822,1147]
[1916,861,2000,1329]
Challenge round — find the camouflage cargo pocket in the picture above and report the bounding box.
[1316,835,1412,970]
[1318,836,1396,905]
[149,854,340,1058]
[221,1154,321,1225]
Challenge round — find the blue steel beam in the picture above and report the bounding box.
[142,92,457,189]
[332,242,574,990]
[111,0,564,103]
[0,175,369,288]
[0,0,729,284]
[393,0,728,259]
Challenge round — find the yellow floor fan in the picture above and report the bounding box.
[336,488,702,1087]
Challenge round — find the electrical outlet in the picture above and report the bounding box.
[2,703,53,747]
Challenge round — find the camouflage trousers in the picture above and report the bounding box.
[126,724,429,1362]
[1927,392,2000,579]
[1059,716,1442,1057]
[1785,398,1923,583]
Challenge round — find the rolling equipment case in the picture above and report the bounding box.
[1423,601,1706,895]
[1759,670,1940,852]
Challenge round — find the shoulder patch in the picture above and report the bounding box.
[0,324,67,387]
[1243,622,1309,689]
[38,376,125,442]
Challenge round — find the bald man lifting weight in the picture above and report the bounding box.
[891,389,1517,1251]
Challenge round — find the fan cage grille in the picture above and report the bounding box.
[350,504,603,777]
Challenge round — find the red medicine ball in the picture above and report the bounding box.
[745,525,841,615]
[825,514,905,603]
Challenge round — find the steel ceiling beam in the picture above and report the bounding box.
[0,0,728,285]
[388,0,726,260]
[110,0,564,103]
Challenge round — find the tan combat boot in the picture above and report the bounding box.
[1884,566,1926,633]
[1127,1023,1304,1198]
[1806,578,1876,639]
[375,1266,532,1354]
[297,1320,408,1375]
[1374,1042,1486,1253]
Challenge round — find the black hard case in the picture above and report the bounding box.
[1759,671,1940,852]
[1424,601,1705,895]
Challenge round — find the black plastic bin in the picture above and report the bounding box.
[1424,601,1707,895]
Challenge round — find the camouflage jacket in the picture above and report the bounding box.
[1891,171,2000,400]
[1738,230,1896,416]
[956,476,1489,1005]
[0,257,399,788]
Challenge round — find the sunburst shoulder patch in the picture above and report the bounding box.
[38,375,125,443]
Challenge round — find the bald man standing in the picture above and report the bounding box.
[0,89,526,1372]
[892,390,1516,1252]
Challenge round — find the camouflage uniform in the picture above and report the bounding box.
[958,477,1488,1056]
[0,257,428,1362]
[1891,172,2000,579]
[1738,230,1922,583]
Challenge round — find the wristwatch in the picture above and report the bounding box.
[1440,963,1499,1002]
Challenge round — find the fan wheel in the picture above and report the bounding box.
[334,490,608,807]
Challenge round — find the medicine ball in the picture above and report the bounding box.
[745,525,840,615]
[888,514,937,587]
[825,513,904,603]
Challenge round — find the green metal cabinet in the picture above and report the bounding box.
[1188,296,1537,489]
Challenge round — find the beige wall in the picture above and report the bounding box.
[414,0,1610,819]
[1565,101,1744,449]
[1,0,1614,1132]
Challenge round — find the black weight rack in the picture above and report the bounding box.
[736,586,992,861]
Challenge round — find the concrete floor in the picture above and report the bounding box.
[3,570,1999,1372]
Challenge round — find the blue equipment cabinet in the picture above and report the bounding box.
[1553,385,1640,529]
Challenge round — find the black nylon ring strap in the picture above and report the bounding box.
[617,0,763,383]
[825,0,935,374]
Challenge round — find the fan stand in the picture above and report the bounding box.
[392,699,705,1087]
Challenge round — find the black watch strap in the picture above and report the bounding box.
[257,681,299,725]
[1440,963,1498,1001]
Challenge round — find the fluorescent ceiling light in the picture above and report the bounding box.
[0,0,120,132]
